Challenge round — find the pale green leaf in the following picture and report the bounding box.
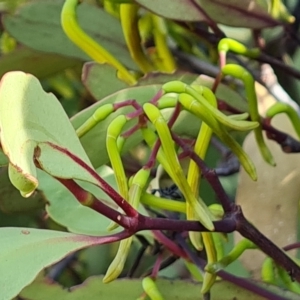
[82,62,198,101]
[136,0,279,28]
[0,46,81,79]
[0,71,97,197]
[195,0,278,28]
[0,228,120,300]
[19,274,300,300]
[138,71,198,86]
[82,63,128,101]
[135,0,207,21]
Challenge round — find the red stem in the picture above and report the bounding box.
[55,178,134,229]
[150,90,163,104]
[152,230,189,259]
[151,252,163,278]
[56,178,91,204]
[45,142,138,218]
[113,99,141,111]
[171,133,233,212]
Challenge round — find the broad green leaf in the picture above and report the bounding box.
[135,0,207,21]
[0,167,45,213]
[0,228,125,300]
[19,274,300,300]
[195,0,279,28]
[138,71,199,86]
[0,71,97,197]
[82,63,128,101]
[38,167,119,236]
[0,46,81,79]
[135,0,280,28]
[3,0,137,70]
[82,61,199,100]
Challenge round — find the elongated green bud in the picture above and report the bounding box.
[162,81,186,94]
[201,233,217,293]
[261,257,276,284]
[163,81,258,131]
[120,3,154,73]
[61,0,137,85]
[129,168,150,208]
[266,102,300,138]
[189,231,203,251]
[76,104,114,138]
[184,261,203,282]
[104,168,150,282]
[222,64,275,166]
[186,85,258,131]
[206,239,256,273]
[277,265,300,294]
[179,93,257,180]
[107,115,128,231]
[157,95,178,109]
[218,38,260,58]
[143,103,214,231]
[117,136,126,152]
[107,115,128,201]
[212,232,225,260]
[229,112,250,120]
[201,272,217,294]
[103,237,133,283]
[208,204,224,219]
[142,277,164,300]
[140,192,186,213]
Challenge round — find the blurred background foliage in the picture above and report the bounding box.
[0,0,299,298]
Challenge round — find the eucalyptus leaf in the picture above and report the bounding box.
[135,0,207,21]
[3,0,137,69]
[195,0,279,29]
[138,71,198,86]
[19,274,300,300]
[0,46,81,79]
[82,61,199,100]
[82,63,128,101]
[136,0,279,28]
[0,228,124,300]
[0,71,97,197]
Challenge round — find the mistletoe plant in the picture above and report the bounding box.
[1,0,300,299]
